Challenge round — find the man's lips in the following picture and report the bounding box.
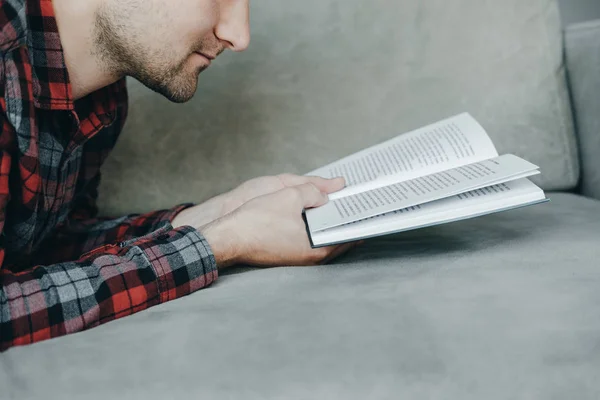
[195,51,216,60]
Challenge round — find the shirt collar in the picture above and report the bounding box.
[26,0,74,110]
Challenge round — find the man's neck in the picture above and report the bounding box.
[52,0,122,100]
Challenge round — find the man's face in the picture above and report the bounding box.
[95,0,250,103]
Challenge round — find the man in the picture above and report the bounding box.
[0,0,357,351]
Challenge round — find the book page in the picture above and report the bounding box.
[310,179,546,247]
[306,154,539,232]
[308,113,499,200]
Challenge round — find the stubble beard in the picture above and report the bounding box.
[92,6,204,103]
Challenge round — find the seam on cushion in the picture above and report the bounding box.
[541,0,578,188]
[567,25,600,40]
[565,19,600,34]
[567,26,600,34]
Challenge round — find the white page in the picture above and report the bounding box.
[307,113,499,200]
[310,179,546,247]
[306,154,539,232]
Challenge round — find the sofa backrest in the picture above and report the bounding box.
[98,0,579,216]
[566,19,600,200]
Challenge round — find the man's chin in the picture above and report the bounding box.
[138,71,202,104]
[155,80,199,104]
[160,86,198,104]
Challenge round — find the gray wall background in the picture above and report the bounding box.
[559,0,600,24]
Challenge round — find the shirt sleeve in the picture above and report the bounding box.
[0,224,217,351]
[0,161,218,352]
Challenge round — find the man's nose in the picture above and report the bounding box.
[215,1,250,52]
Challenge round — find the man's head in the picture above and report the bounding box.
[93,0,250,103]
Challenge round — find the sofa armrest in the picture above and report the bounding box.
[565,19,600,200]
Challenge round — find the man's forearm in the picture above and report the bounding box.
[171,192,231,231]
[201,218,240,269]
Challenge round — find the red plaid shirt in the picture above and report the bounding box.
[0,0,218,351]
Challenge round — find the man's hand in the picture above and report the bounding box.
[220,174,345,215]
[172,174,345,230]
[200,182,359,268]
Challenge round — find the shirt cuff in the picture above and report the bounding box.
[120,223,218,303]
[144,203,197,232]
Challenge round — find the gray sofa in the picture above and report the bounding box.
[1,1,599,399]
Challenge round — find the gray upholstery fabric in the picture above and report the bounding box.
[2,193,600,400]
[566,19,600,200]
[559,0,600,25]
[98,0,578,216]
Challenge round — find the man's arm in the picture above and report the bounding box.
[0,181,352,351]
[36,172,346,265]
[32,168,228,266]
[1,156,352,352]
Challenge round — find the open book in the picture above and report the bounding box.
[304,113,548,248]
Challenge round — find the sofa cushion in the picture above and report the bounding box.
[98,0,578,216]
[566,19,600,200]
[3,193,600,400]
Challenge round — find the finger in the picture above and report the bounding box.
[279,174,346,194]
[320,241,360,264]
[304,176,346,194]
[292,183,329,208]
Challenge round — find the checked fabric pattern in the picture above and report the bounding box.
[0,0,217,351]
